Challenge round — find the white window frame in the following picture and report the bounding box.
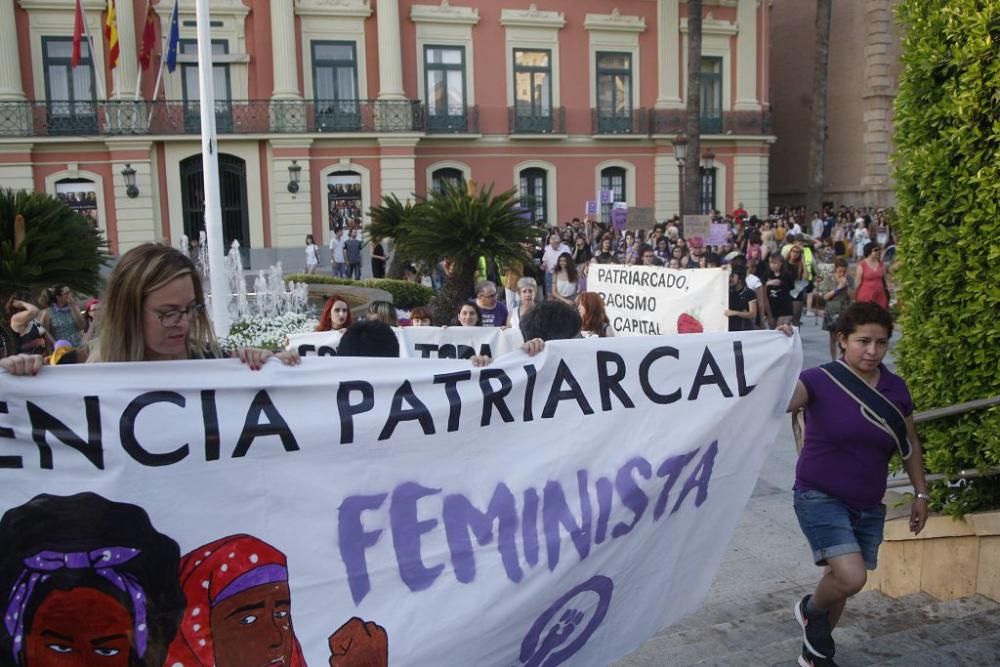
[411,3,480,108]
[584,11,646,113]
[513,160,557,225]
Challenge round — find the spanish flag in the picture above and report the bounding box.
[105,0,120,70]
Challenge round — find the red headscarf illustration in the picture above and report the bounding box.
[165,535,306,667]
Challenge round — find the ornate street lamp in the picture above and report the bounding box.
[672,134,689,217]
[121,163,139,199]
[287,160,302,194]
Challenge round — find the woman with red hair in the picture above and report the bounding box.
[316,294,353,332]
[577,293,614,338]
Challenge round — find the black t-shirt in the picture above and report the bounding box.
[371,244,386,278]
[728,286,757,331]
[765,268,795,317]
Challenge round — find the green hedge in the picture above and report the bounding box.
[894,0,1000,516]
[285,273,434,309]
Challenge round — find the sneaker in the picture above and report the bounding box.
[794,595,835,659]
[798,643,841,667]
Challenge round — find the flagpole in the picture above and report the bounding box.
[145,34,167,127]
[133,0,152,102]
[79,4,108,101]
[195,0,230,336]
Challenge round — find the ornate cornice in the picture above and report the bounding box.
[500,5,566,30]
[680,13,738,36]
[410,1,480,26]
[584,9,646,34]
[295,0,372,19]
[19,0,105,10]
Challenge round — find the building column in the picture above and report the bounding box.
[0,0,26,100]
[861,0,895,206]
[112,0,138,99]
[654,142,681,219]
[734,0,760,111]
[378,137,417,200]
[105,141,157,252]
[655,0,682,108]
[0,144,34,193]
[269,139,313,249]
[271,0,301,100]
[376,0,405,100]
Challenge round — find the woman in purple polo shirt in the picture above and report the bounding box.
[786,302,929,667]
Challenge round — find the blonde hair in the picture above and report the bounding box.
[90,244,219,362]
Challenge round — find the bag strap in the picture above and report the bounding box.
[818,360,911,460]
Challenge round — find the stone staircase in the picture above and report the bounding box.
[615,588,1000,666]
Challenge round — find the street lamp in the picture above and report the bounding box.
[121,164,139,199]
[287,160,302,194]
[672,134,689,218]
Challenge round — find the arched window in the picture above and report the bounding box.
[431,167,465,195]
[600,166,626,222]
[519,168,548,224]
[700,168,717,214]
[327,171,363,231]
[55,179,99,228]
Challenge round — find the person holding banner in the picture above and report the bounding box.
[454,302,483,327]
[0,245,298,375]
[577,293,614,338]
[507,277,538,330]
[786,302,928,667]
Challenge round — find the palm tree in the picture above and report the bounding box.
[806,0,833,215]
[400,181,542,324]
[367,193,424,279]
[0,188,110,350]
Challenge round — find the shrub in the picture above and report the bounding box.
[285,273,433,309]
[893,0,1000,516]
[220,313,318,352]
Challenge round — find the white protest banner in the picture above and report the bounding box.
[0,333,801,667]
[589,265,730,335]
[288,326,524,359]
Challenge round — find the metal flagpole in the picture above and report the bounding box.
[79,6,108,101]
[145,33,167,127]
[195,0,230,336]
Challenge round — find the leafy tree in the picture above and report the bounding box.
[367,193,424,280]
[0,189,110,347]
[398,181,541,324]
[893,0,1000,515]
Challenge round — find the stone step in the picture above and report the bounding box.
[615,592,1000,666]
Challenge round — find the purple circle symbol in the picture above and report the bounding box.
[518,575,614,667]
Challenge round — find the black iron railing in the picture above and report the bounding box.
[508,107,565,134]
[424,104,479,134]
[591,108,649,135]
[0,99,426,137]
[651,108,773,135]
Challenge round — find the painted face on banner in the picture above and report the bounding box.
[24,588,134,667]
[210,582,294,667]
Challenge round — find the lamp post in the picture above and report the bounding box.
[672,134,689,220]
[121,164,139,199]
[700,149,715,214]
[287,160,302,193]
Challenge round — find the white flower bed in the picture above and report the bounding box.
[220,313,319,351]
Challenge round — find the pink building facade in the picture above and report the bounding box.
[0,0,772,256]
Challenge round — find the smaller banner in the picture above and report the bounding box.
[288,326,525,359]
[589,265,729,335]
[683,215,712,242]
[585,200,598,216]
[708,223,730,246]
[611,204,628,231]
[599,189,614,204]
[627,207,657,230]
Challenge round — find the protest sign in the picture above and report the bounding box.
[589,265,729,335]
[683,215,712,242]
[0,333,801,666]
[599,189,614,204]
[627,207,657,230]
[288,326,524,359]
[708,222,730,246]
[611,204,628,231]
[585,200,598,216]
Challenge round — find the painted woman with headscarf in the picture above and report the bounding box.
[0,493,185,667]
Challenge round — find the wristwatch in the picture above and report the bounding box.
[915,492,931,502]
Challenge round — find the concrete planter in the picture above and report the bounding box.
[865,509,1000,602]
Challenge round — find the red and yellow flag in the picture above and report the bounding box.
[105,0,120,70]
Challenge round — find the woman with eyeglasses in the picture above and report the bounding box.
[38,284,86,348]
[1,244,299,375]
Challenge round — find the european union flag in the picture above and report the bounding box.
[165,0,180,73]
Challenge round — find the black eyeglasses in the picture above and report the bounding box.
[149,303,205,327]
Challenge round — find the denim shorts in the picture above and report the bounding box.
[793,489,886,570]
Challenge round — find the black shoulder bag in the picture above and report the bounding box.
[818,360,912,460]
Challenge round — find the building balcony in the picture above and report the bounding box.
[508,107,566,135]
[651,108,773,136]
[591,108,649,135]
[0,99,426,138]
[423,104,479,134]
